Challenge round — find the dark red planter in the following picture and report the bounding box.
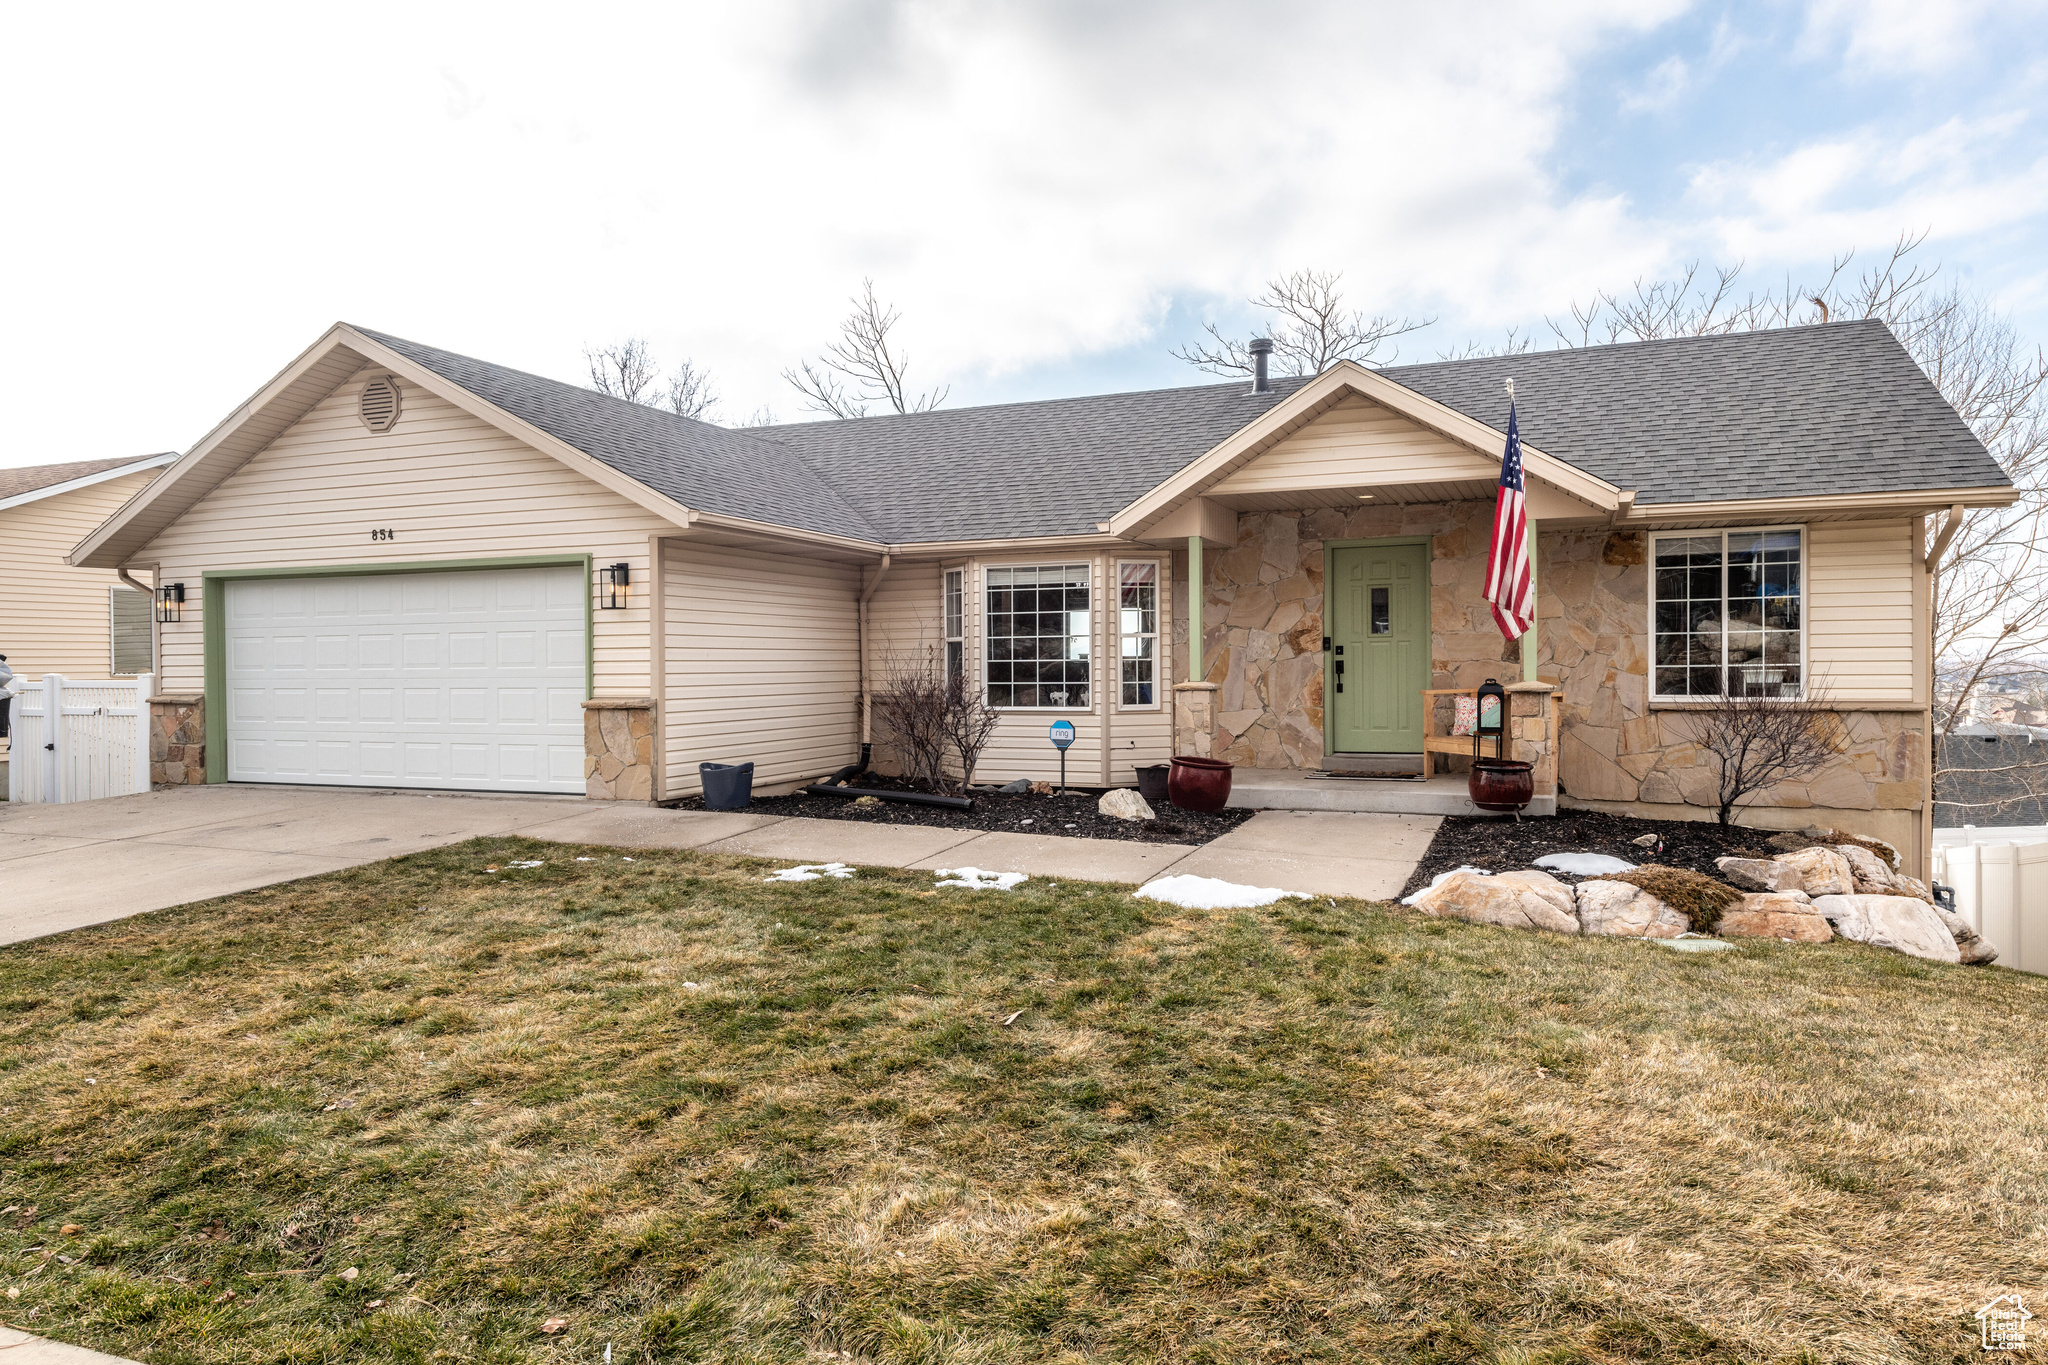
[1469,758,1534,813]
[1168,755,1233,812]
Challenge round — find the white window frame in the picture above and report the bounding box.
[1115,559,1163,711]
[108,584,153,676]
[983,561,1094,712]
[1649,524,1808,702]
[942,566,965,685]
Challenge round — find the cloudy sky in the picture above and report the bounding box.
[3,0,2044,465]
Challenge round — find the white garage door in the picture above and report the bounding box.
[224,565,587,793]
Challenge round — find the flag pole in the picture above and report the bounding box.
[1506,376,1539,683]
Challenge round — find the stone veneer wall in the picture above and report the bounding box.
[1196,507,1923,842]
[584,699,656,801]
[149,694,206,785]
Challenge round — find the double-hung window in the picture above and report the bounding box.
[109,586,153,675]
[1652,527,1804,699]
[943,568,964,683]
[986,564,1091,708]
[1118,562,1159,707]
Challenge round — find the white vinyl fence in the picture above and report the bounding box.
[1931,826,2048,977]
[5,673,154,804]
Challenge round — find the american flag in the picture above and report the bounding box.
[1484,395,1533,640]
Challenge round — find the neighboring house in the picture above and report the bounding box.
[1938,721,2048,827]
[71,321,2012,874]
[1,454,176,686]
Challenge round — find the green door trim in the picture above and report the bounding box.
[202,554,595,784]
[1322,536,1432,756]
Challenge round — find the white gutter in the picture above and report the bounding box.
[858,554,893,744]
[0,453,176,514]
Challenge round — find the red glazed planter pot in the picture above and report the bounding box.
[1469,758,1534,813]
[1168,755,1233,812]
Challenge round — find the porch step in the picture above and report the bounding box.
[1321,753,1427,777]
[1226,769,1556,817]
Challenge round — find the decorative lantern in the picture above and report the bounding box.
[156,582,185,623]
[1474,677,1507,760]
[599,562,630,609]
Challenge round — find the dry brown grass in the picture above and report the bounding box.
[1,836,2045,1363]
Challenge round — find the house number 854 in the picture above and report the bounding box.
[369,528,397,541]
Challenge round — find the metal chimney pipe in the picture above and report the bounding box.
[1249,337,1274,393]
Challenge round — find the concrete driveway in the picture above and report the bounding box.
[0,786,1438,947]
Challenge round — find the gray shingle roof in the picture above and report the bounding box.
[1379,319,2009,506]
[358,318,2007,546]
[0,455,170,504]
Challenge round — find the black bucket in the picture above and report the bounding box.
[1135,764,1171,806]
[700,761,755,811]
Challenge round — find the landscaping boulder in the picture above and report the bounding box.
[1574,880,1688,938]
[1716,893,1833,943]
[1835,843,1896,895]
[1773,847,1854,897]
[1933,905,1999,966]
[1715,857,1806,894]
[1410,869,1580,934]
[1098,788,1155,822]
[1889,873,1935,905]
[1811,894,1960,964]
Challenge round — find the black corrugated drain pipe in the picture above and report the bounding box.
[803,743,976,811]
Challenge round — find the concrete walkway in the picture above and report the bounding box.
[0,1327,139,1364]
[1,786,1439,946]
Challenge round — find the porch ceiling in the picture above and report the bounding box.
[1205,474,1608,521]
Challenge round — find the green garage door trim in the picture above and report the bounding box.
[202,555,594,785]
[1323,536,1432,756]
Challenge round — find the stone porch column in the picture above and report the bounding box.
[1506,681,1559,797]
[584,698,656,801]
[1173,682,1219,759]
[148,693,207,785]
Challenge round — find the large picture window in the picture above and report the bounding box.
[1653,528,1803,699]
[1118,561,1159,707]
[986,564,1091,708]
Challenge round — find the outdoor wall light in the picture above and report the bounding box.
[156,582,185,623]
[599,562,630,609]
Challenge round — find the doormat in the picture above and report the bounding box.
[1307,769,1425,781]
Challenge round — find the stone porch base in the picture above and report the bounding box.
[1228,769,1558,817]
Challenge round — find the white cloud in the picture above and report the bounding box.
[0,0,1682,461]
[1798,0,2013,76]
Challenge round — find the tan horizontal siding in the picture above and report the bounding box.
[662,543,861,795]
[0,470,159,684]
[1808,519,1916,702]
[1214,395,1495,494]
[141,372,677,698]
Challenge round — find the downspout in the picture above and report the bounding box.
[859,554,892,745]
[1922,505,1966,881]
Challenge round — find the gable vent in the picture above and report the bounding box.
[358,376,402,433]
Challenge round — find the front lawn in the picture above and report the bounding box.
[1,839,2044,1363]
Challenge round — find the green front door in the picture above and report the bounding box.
[1328,542,1429,753]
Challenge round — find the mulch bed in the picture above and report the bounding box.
[668,774,1257,846]
[1402,809,1780,897]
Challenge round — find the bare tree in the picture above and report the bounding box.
[943,668,1002,790]
[585,338,661,405]
[585,338,721,420]
[873,648,953,791]
[660,360,718,420]
[1675,687,1846,825]
[784,279,948,419]
[1547,234,2048,815]
[1174,268,1433,378]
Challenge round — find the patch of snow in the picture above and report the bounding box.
[1399,866,1491,907]
[1134,875,1310,910]
[935,867,1029,891]
[1533,852,1638,876]
[763,863,855,882]
[1650,934,1736,953]
[506,860,545,869]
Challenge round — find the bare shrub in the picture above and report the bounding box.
[944,670,1002,790]
[873,648,953,791]
[1675,688,1846,825]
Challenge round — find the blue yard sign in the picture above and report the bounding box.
[1048,720,1076,794]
